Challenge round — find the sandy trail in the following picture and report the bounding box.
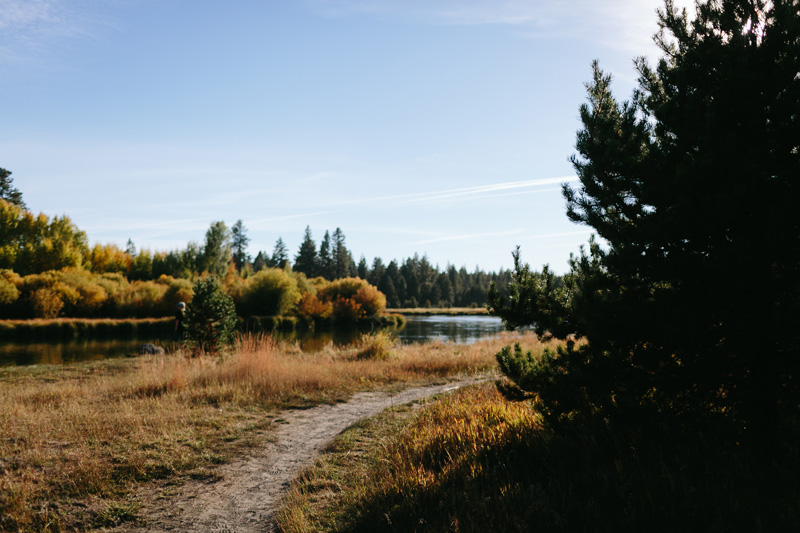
[119,377,487,532]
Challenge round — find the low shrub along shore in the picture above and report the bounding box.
[0,317,174,341]
[386,307,488,316]
[0,313,405,342]
[0,331,542,531]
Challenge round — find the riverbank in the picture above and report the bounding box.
[0,331,543,531]
[0,313,405,342]
[0,317,174,341]
[386,307,488,316]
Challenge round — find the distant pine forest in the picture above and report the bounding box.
[0,197,511,319]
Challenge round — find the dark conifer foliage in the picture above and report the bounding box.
[318,230,334,279]
[356,255,369,279]
[253,251,269,272]
[331,227,357,279]
[490,0,800,435]
[293,226,318,277]
[0,168,25,209]
[185,276,237,355]
[271,237,289,269]
[230,219,250,272]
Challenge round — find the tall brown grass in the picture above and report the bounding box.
[0,331,545,531]
[279,383,800,532]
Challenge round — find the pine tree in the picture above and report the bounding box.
[125,238,137,258]
[186,276,237,355]
[271,237,289,269]
[369,257,386,287]
[332,227,356,279]
[357,255,369,279]
[489,0,800,434]
[386,260,406,306]
[318,231,333,279]
[293,226,318,277]
[231,219,250,272]
[253,251,269,271]
[0,168,25,209]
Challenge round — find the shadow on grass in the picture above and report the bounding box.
[341,412,800,532]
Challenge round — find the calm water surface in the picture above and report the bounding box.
[0,315,505,366]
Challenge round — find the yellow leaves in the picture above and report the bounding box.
[387,386,539,483]
[297,293,333,319]
[317,277,386,319]
[89,243,131,274]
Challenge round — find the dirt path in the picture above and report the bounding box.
[119,377,488,532]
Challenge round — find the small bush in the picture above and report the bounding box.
[296,293,333,320]
[111,280,169,318]
[186,276,237,355]
[333,297,363,321]
[0,273,19,305]
[319,277,386,321]
[233,268,301,317]
[355,330,395,361]
[30,287,64,318]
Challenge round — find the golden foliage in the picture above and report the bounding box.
[296,293,333,319]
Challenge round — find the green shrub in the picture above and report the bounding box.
[233,268,301,317]
[186,276,237,355]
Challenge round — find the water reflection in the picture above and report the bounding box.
[0,338,171,367]
[395,315,505,345]
[0,315,505,366]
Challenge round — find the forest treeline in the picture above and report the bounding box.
[1,178,510,319]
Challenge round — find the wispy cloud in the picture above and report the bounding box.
[410,228,524,246]
[392,176,575,205]
[296,176,579,210]
[305,0,696,54]
[521,230,589,241]
[247,211,334,228]
[0,0,104,65]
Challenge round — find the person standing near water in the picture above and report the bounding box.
[174,301,186,342]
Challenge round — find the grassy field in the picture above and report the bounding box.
[0,330,542,531]
[279,383,800,532]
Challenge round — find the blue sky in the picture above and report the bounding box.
[0,0,690,273]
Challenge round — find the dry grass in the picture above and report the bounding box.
[279,383,800,532]
[0,330,545,531]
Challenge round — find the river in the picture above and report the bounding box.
[0,315,506,366]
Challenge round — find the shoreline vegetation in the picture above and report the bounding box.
[0,313,407,342]
[0,317,174,341]
[0,307,498,344]
[386,307,488,316]
[0,331,543,531]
